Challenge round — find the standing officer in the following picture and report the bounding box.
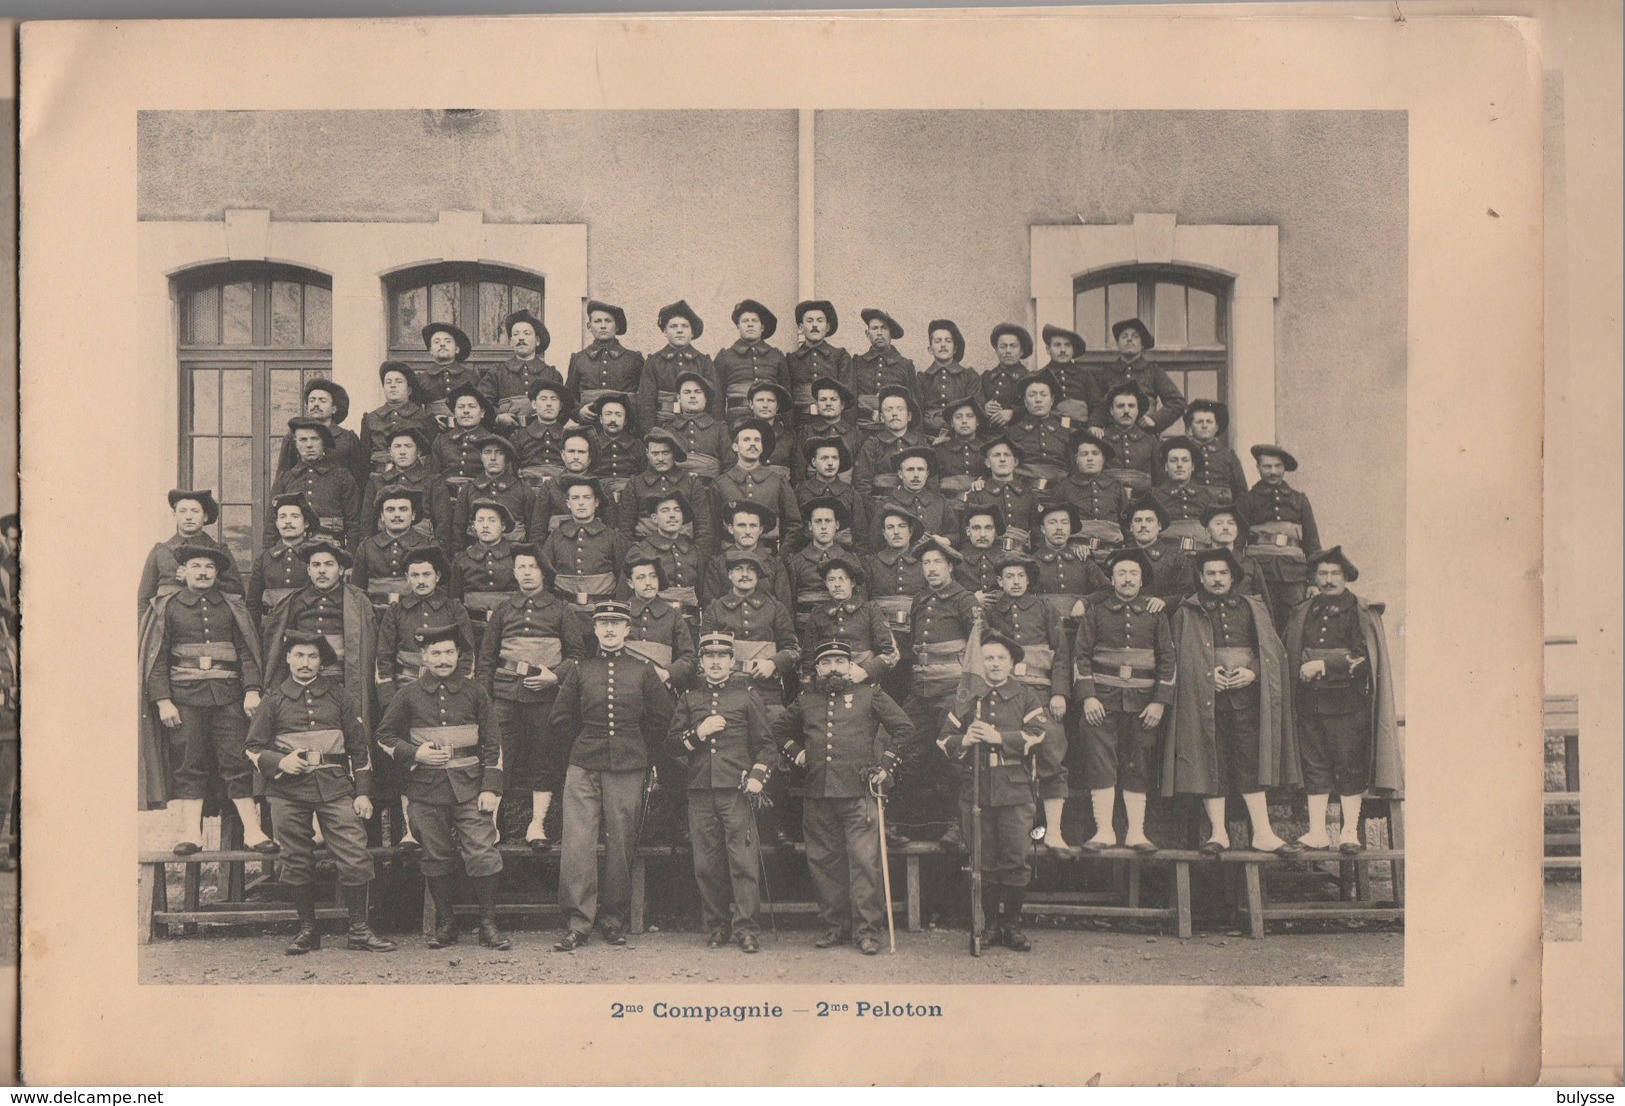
[640,301,717,432]
[139,489,244,615]
[417,322,481,430]
[914,320,980,436]
[246,630,395,954]
[1039,324,1092,422]
[1240,444,1323,633]
[981,324,1035,431]
[785,300,851,416]
[1072,547,1176,853]
[852,308,916,431]
[550,601,675,950]
[569,300,644,418]
[1283,547,1401,853]
[1086,318,1186,434]
[267,417,362,551]
[939,631,1052,950]
[361,363,438,476]
[275,378,368,488]
[715,300,789,422]
[482,309,562,430]
[374,623,509,950]
[666,631,775,952]
[1183,400,1249,505]
[772,641,913,955]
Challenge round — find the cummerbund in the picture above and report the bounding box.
[497,636,563,677]
[410,723,482,769]
[1245,521,1304,561]
[170,640,239,681]
[1090,647,1156,690]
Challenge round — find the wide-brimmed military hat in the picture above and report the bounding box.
[1105,546,1156,578]
[385,426,433,456]
[642,427,690,464]
[1183,399,1229,435]
[557,474,606,503]
[286,416,336,450]
[415,622,469,650]
[911,534,964,564]
[1192,546,1244,580]
[1104,381,1149,416]
[621,551,669,589]
[926,319,966,362]
[747,380,794,414]
[1112,317,1155,350]
[1020,368,1060,402]
[446,382,498,430]
[942,395,984,425]
[731,299,777,340]
[658,300,704,339]
[585,300,628,336]
[723,499,778,534]
[473,432,519,468]
[1160,435,1208,475]
[1041,324,1087,356]
[820,556,867,587]
[794,299,838,335]
[468,497,516,532]
[372,484,425,524]
[961,503,1007,534]
[993,552,1041,584]
[980,433,1026,465]
[980,628,1025,666]
[270,492,320,532]
[280,628,339,669]
[302,377,352,423]
[168,488,220,525]
[528,377,578,409]
[1307,545,1359,582]
[1038,501,1085,533]
[674,369,716,404]
[503,309,551,353]
[861,308,904,339]
[891,445,937,474]
[403,545,450,578]
[1250,443,1299,472]
[801,434,854,473]
[730,417,777,458]
[640,489,696,525]
[1122,494,1170,530]
[1201,502,1249,528]
[421,321,472,362]
[378,361,431,404]
[990,323,1034,359]
[808,375,856,410]
[582,391,638,434]
[723,547,768,574]
[1070,429,1116,463]
[874,504,925,544]
[173,542,233,572]
[507,542,550,578]
[801,495,853,532]
[297,537,353,568]
[875,383,922,428]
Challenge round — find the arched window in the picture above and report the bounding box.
[176,262,333,558]
[1073,265,1231,422]
[386,262,546,377]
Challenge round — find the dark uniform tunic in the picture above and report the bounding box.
[620,596,695,687]
[267,459,361,550]
[451,539,518,654]
[569,340,644,409]
[1151,481,1221,550]
[851,346,917,427]
[983,592,1071,803]
[1087,358,1187,434]
[432,427,489,492]
[351,527,436,617]
[797,416,863,478]
[702,545,794,613]
[898,580,980,836]
[245,675,375,886]
[478,587,586,797]
[513,419,572,488]
[854,427,931,501]
[940,679,1049,885]
[248,539,312,622]
[374,672,505,878]
[667,412,733,482]
[875,489,958,553]
[800,599,899,683]
[417,364,485,426]
[364,461,454,555]
[276,420,369,489]
[786,542,844,627]
[1056,474,1130,557]
[1071,593,1177,792]
[540,518,630,614]
[626,537,707,630]
[864,548,925,668]
[913,362,980,434]
[1042,360,1096,421]
[360,401,438,474]
[1191,437,1250,505]
[1035,543,1108,612]
[1096,423,1159,494]
[700,592,801,704]
[1010,413,1080,481]
[1186,592,1265,795]
[640,345,718,431]
[955,546,1004,597]
[530,471,593,539]
[138,531,244,615]
[621,469,717,552]
[935,434,987,495]
[665,674,774,936]
[1238,478,1323,632]
[964,477,1041,543]
[980,364,1032,421]
[480,356,564,424]
[268,584,349,679]
[454,472,537,545]
[588,429,644,483]
[785,340,853,413]
[715,339,790,419]
[1123,538,1195,604]
[795,474,865,551]
[714,464,802,550]
[375,589,475,705]
[1292,589,1371,795]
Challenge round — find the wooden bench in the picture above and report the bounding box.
[1545,791,1582,871]
[753,842,933,932]
[1544,694,1581,873]
[1221,847,1405,938]
[419,843,672,937]
[1018,846,1197,939]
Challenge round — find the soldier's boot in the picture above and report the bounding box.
[285,884,321,955]
[1337,793,1364,854]
[1296,793,1331,850]
[1081,788,1116,852]
[1042,798,1071,850]
[1122,791,1157,854]
[1200,796,1231,854]
[424,875,459,948]
[343,884,396,952]
[1242,792,1289,853]
[171,798,204,856]
[473,875,511,950]
[1002,887,1031,952]
[980,882,1003,947]
[526,791,553,850]
[232,796,277,853]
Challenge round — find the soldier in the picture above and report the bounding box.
[954,505,1006,600]
[714,419,801,551]
[935,396,988,497]
[569,300,644,420]
[939,631,1052,950]
[483,309,562,430]
[666,631,776,952]
[453,433,535,546]
[539,475,630,620]
[374,623,509,950]
[981,323,1034,431]
[582,392,645,520]
[351,486,436,618]
[801,558,900,687]
[1283,547,1401,854]
[1240,444,1323,633]
[1202,503,1271,602]
[363,427,454,556]
[532,432,596,540]
[639,300,717,433]
[431,384,499,494]
[625,496,706,632]
[1073,547,1177,853]
[741,381,799,475]
[1151,436,1219,551]
[274,378,368,488]
[773,641,911,954]
[1056,433,1130,561]
[1120,495,1194,605]
[1086,318,1186,435]
[787,497,850,631]
[704,501,793,612]
[266,417,362,551]
[137,543,271,854]
[551,601,674,950]
[785,300,851,415]
[417,322,481,430]
[796,435,863,551]
[1039,323,1092,422]
[1009,371,1079,485]
[1183,400,1249,505]
[622,430,717,551]
[1033,503,1107,617]
[478,543,586,850]
[800,378,864,482]
[667,371,733,483]
[246,630,394,954]
[1163,548,1296,855]
[964,436,1040,547]
[248,493,318,622]
[450,500,520,645]
[914,320,980,436]
[261,540,378,737]
[852,308,916,431]
[622,551,699,690]
[854,385,930,502]
[714,299,788,422]
[876,447,958,552]
[361,362,438,476]
[864,506,927,701]
[1093,383,1159,495]
[142,490,243,619]
[983,555,1071,849]
[513,380,577,491]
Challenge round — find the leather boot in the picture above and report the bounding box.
[1002,887,1031,952]
[473,875,511,950]
[343,884,395,952]
[425,874,459,948]
[285,884,321,955]
[980,882,1003,947]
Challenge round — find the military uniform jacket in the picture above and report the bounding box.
[877,489,959,551]
[914,362,980,431]
[248,540,313,621]
[639,345,719,430]
[1191,438,1250,504]
[980,364,1032,417]
[417,364,484,410]
[964,478,1040,539]
[351,528,436,594]
[1212,543,1272,603]
[246,675,374,802]
[785,341,853,409]
[478,588,585,702]
[854,427,931,501]
[376,590,475,684]
[432,426,489,487]
[910,581,980,662]
[138,531,245,615]
[802,599,899,680]
[1152,481,1220,526]
[480,356,563,406]
[939,679,1050,806]
[540,518,631,589]
[626,535,705,605]
[531,473,593,538]
[1087,359,1188,434]
[797,418,863,479]
[454,472,537,544]
[625,596,698,689]
[1035,543,1107,600]
[375,673,505,803]
[1071,594,1177,712]
[1125,538,1195,603]
[1291,589,1369,714]
[668,412,734,473]
[551,650,675,771]
[865,548,925,599]
[589,429,645,482]
[714,464,802,549]
[364,461,454,554]
[700,592,801,693]
[146,586,263,705]
[275,421,369,489]
[514,418,571,474]
[985,592,1070,698]
[786,542,844,612]
[773,683,914,799]
[795,475,865,548]
[622,469,717,551]
[1041,360,1096,417]
[1057,474,1130,523]
[569,340,644,398]
[702,545,794,612]
[1238,479,1323,568]
[451,540,518,601]
[852,347,917,409]
[1010,413,1081,472]
[665,675,775,790]
[714,340,790,408]
[935,434,988,488]
[361,402,439,465]
[955,546,1004,597]
[1097,423,1159,481]
[267,459,361,549]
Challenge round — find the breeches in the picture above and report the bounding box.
[270,794,375,886]
[1080,709,1157,792]
[961,797,1036,886]
[1297,707,1371,795]
[408,797,503,879]
[169,703,253,800]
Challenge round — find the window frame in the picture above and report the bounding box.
[384,261,547,372]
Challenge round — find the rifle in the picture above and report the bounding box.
[632,766,659,850]
[742,770,778,940]
[969,696,984,957]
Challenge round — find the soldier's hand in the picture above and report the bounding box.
[849,665,870,684]
[793,750,807,769]
[277,752,309,776]
[1143,597,1166,613]
[415,743,452,766]
[242,690,262,716]
[1088,426,1106,440]
[1083,697,1106,726]
[991,408,1015,427]
[743,777,764,795]
[1049,695,1068,719]
[353,796,374,820]
[1348,656,1365,672]
[1139,415,1157,430]
[1213,666,1232,691]
[1299,660,1326,681]
[157,699,183,729]
[477,791,500,814]
[696,714,727,738]
[496,413,519,428]
[522,668,557,690]
[746,658,777,679]
[1228,667,1257,690]
[1139,703,1166,729]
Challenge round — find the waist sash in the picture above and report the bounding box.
[410,723,482,768]
[658,585,699,612]
[938,474,977,495]
[796,586,832,611]
[367,578,409,606]
[1041,593,1085,621]
[275,727,345,760]
[498,636,563,676]
[1054,398,1091,421]
[462,591,510,616]
[1163,519,1211,550]
[519,463,564,489]
[388,650,425,684]
[1246,520,1305,561]
[262,586,299,609]
[1214,646,1259,672]
[554,572,617,610]
[1014,644,1056,687]
[677,453,721,481]
[495,397,532,424]
[169,640,240,681]
[871,473,900,491]
[1303,647,1354,666]
[1016,462,1068,484]
[625,639,675,670]
[653,391,681,428]
[870,595,913,629]
[1091,646,1157,690]
[916,638,968,684]
[1104,468,1152,494]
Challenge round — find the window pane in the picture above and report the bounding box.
[185,285,219,345]
[222,281,254,345]
[1106,282,1139,330]
[1074,286,1106,351]
[511,284,542,318]
[305,284,332,346]
[191,437,219,497]
[1185,370,1221,403]
[189,370,219,435]
[1154,283,1188,347]
[478,282,508,345]
[431,282,459,325]
[395,286,427,348]
[221,369,252,435]
[220,507,254,566]
[270,367,305,429]
[221,437,254,503]
[1188,289,1219,346]
[270,281,303,346]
